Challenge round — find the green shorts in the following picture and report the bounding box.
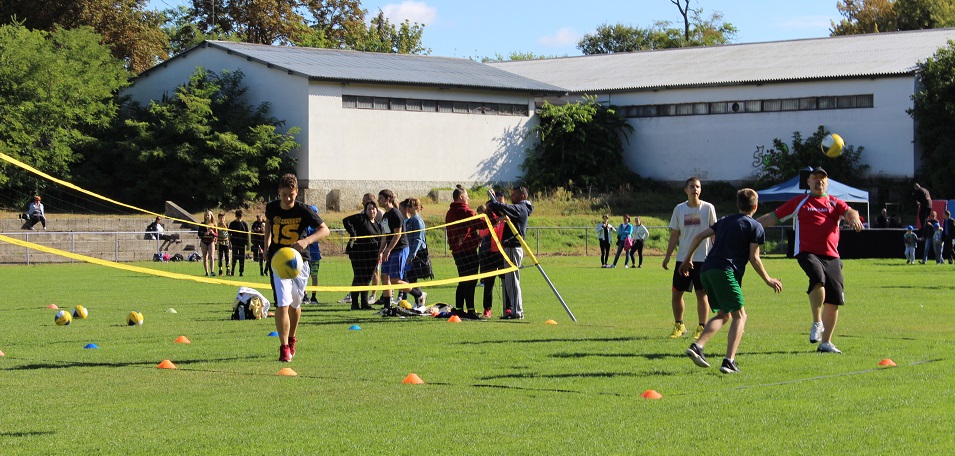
[701,268,744,314]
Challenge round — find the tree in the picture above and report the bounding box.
[577,8,735,54]
[0,0,169,73]
[76,68,300,209]
[0,24,129,195]
[753,126,869,188]
[521,96,636,191]
[909,40,955,197]
[831,0,955,35]
[671,0,691,42]
[305,0,365,48]
[343,10,429,54]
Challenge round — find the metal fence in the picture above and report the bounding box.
[0,226,793,264]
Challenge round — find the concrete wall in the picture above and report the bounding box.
[592,76,916,183]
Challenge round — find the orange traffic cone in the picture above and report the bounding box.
[277,368,298,376]
[641,389,663,399]
[402,373,424,384]
[174,336,191,344]
[878,358,897,367]
[447,315,462,323]
[157,360,177,369]
[544,320,558,325]
[47,304,59,309]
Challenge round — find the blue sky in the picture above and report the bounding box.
[148,0,843,58]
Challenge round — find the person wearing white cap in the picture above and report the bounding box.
[756,167,863,354]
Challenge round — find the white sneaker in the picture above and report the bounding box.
[809,322,824,344]
[418,291,428,308]
[338,294,352,304]
[817,342,842,354]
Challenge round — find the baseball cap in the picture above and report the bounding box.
[810,166,828,177]
[907,225,914,230]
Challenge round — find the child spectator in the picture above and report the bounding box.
[228,210,250,276]
[904,225,917,264]
[681,189,783,374]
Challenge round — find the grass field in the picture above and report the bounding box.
[0,255,952,454]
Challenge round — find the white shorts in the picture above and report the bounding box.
[271,262,310,308]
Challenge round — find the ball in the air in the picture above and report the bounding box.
[126,310,144,326]
[271,247,303,279]
[54,310,72,326]
[821,133,844,158]
[73,305,89,319]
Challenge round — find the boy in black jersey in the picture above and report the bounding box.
[265,174,330,362]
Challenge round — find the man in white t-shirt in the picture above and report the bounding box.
[662,177,717,339]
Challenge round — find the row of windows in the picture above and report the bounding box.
[619,94,874,118]
[342,95,529,117]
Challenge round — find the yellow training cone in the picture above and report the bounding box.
[157,360,177,369]
[174,336,191,344]
[878,358,897,367]
[544,320,558,325]
[402,373,424,384]
[641,390,663,400]
[277,368,298,376]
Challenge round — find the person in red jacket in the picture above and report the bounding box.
[445,185,484,318]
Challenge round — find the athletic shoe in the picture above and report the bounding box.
[669,322,687,338]
[817,342,843,354]
[417,291,428,308]
[500,309,513,319]
[279,345,291,362]
[288,336,297,358]
[719,358,740,374]
[693,324,705,339]
[351,304,361,310]
[464,310,481,320]
[624,265,629,268]
[339,294,352,304]
[686,343,709,368]
[809,322,824,344]
[482,308,492,319]
[309,296,318,305]
[359,304,376,311]
[210,272,217,277]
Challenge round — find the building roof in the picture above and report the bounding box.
[142,41,565,94]
[488,28,955,93]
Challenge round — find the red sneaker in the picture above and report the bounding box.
[482,308,492,319]
[288,336,297,358]
[279,345,291,362]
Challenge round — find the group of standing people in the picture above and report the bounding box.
[194,210,267,277]
[597,214,649,268]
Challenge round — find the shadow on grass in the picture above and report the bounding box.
[478,369,677,381]
[876,284,955,290]
[459,336,653,345]
[0,431,55,437]
[551,351,685,360]
[5,356,264,371]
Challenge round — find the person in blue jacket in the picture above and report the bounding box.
[611,215,634,268]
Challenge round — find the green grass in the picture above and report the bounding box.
[0,256,952,454]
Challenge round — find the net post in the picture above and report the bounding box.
[503,218,577,322]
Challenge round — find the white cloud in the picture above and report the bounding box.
[380,1,438,25]
[538,27,579,47]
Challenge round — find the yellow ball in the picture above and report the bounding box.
[73,305,89,319]
[821,133,844,158]
[54,310,72,326]
[399,299,413,309]
[271,247,303,279]
[126,310,144,326]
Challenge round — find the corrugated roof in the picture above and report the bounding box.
[488,28,955,93]
[145,41,565,94]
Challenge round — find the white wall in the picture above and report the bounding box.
[595,77,917,183]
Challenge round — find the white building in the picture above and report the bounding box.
[127,29,955,207]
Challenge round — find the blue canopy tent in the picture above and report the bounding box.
[756,173,870,224]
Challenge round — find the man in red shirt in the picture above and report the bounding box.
[757,167,862,354]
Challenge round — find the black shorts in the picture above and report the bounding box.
[672,261,704,293]
[796,252,845,305]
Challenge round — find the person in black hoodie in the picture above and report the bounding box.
[343,201,384,310]
[487,186,534,319]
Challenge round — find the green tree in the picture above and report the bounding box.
[577,9,735,54]
[521,96,636,191]
[832,0,955,35]
[0,0,168,73]
[76,68,299,209]
[335,10,429,54]
[753,126,869,188]
[909,40,955,196]
[0,24,129,195]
